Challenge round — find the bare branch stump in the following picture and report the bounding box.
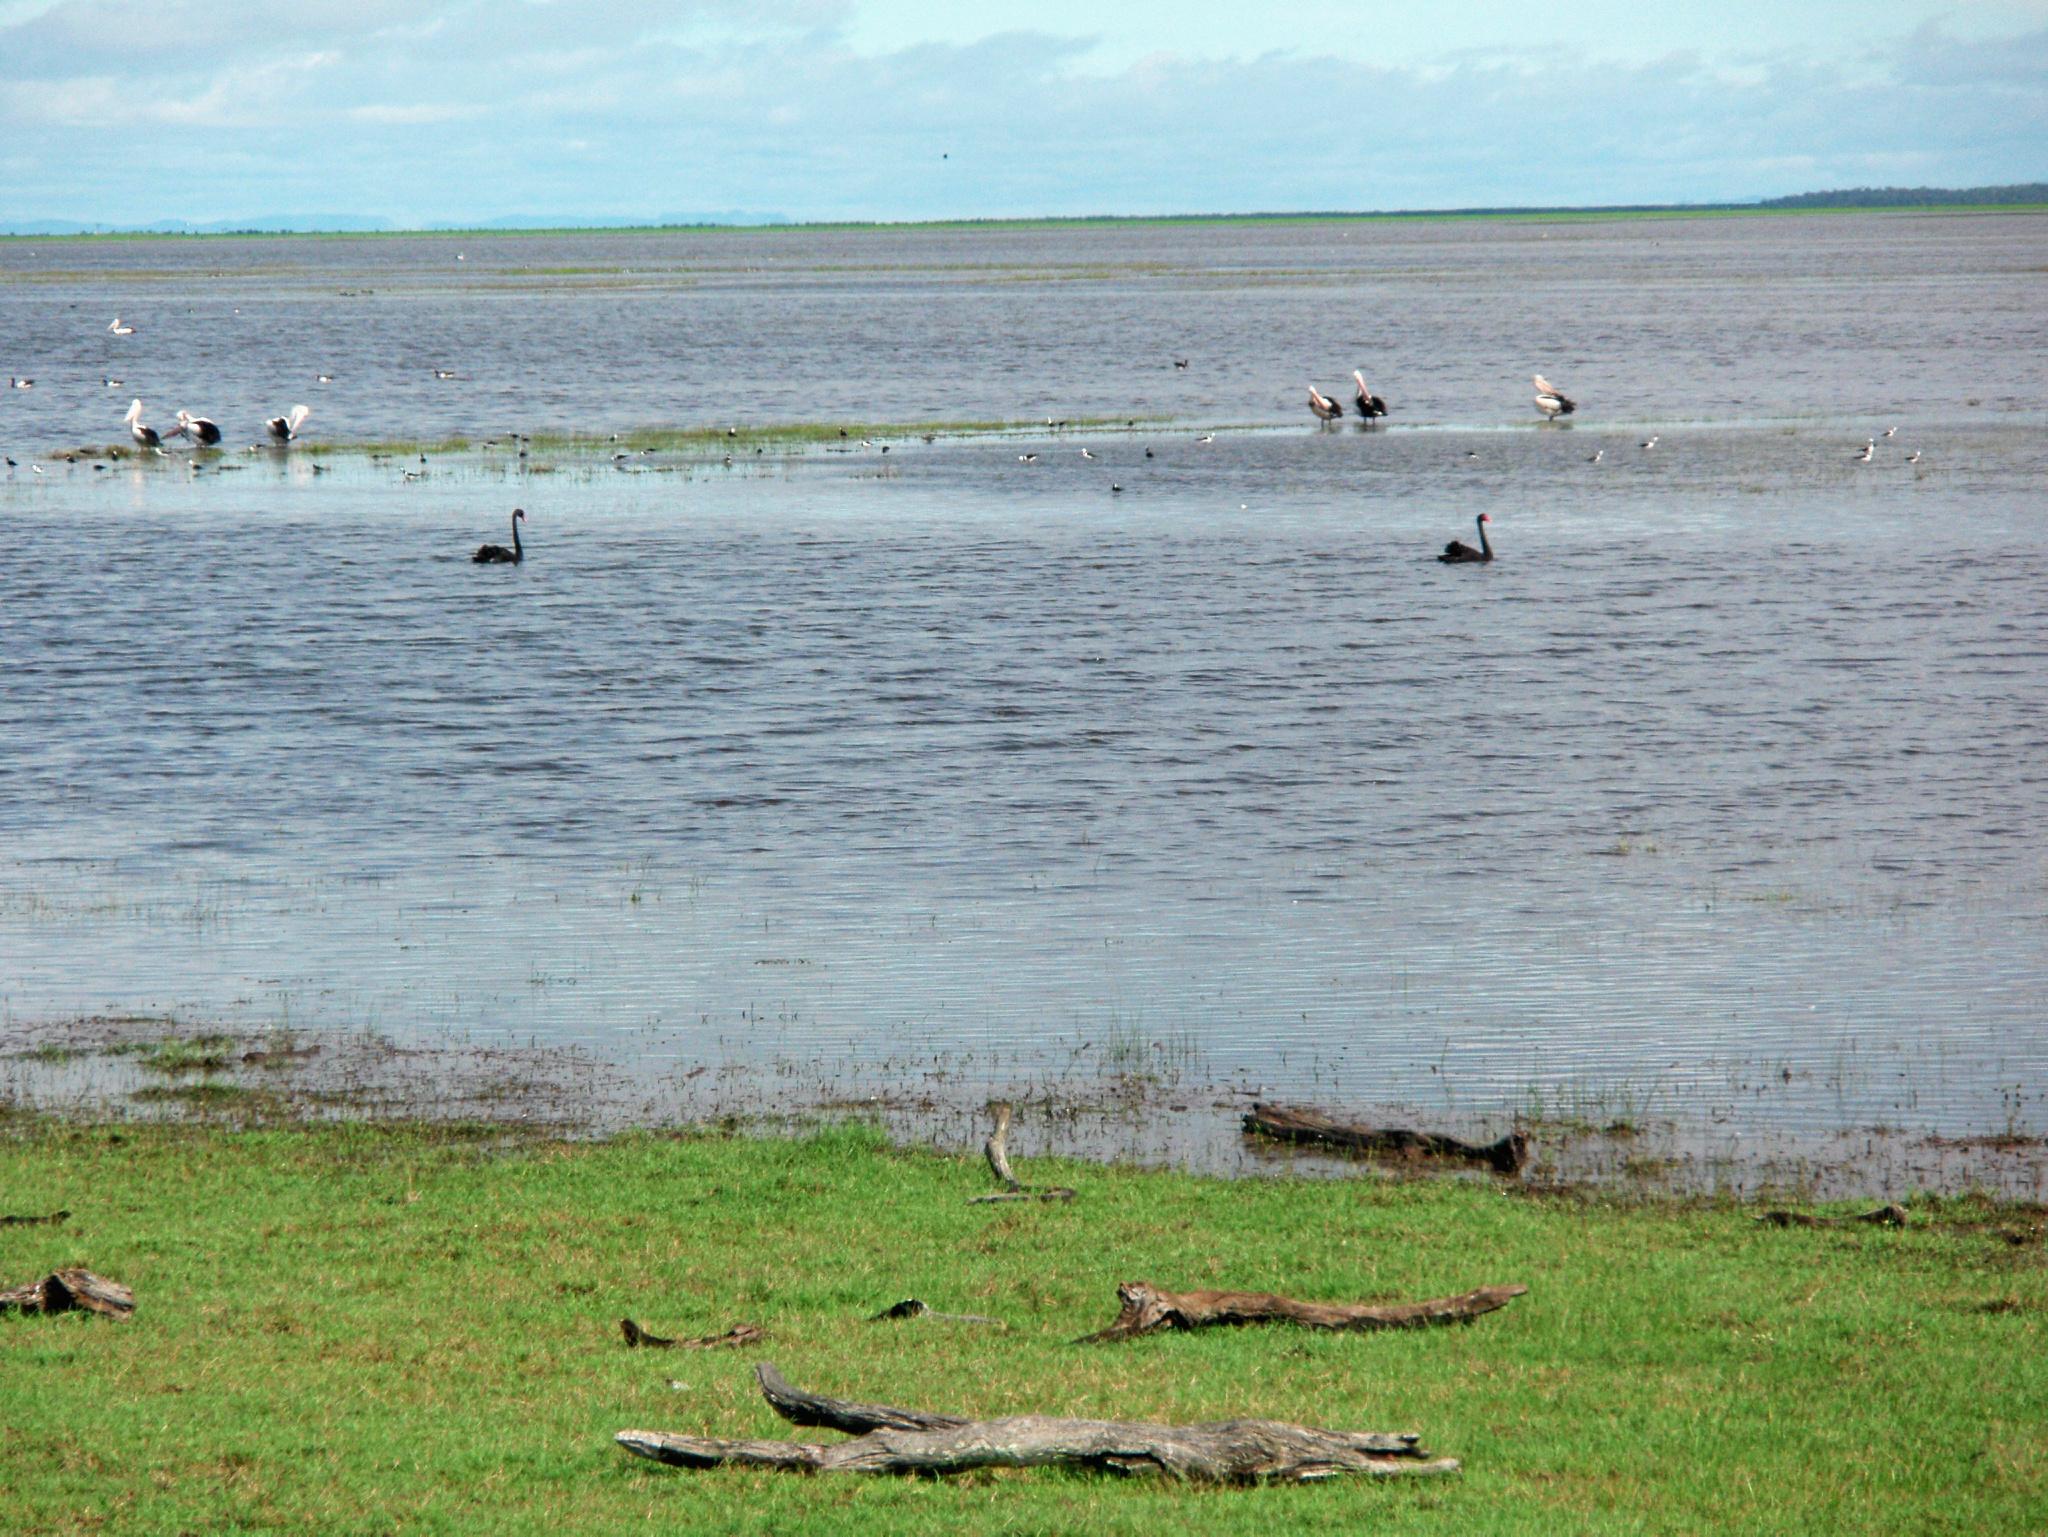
[620,1318,765,1350]
[868,1298,1003,1327]
[617,1362,1457,1483]
[1756,1204,1908,1229]
[0,1268,134,1319]
[971,1102,1075,1204]
[1244,1103,1529,1174]
[1077,1281,1527,1344]
[0,1210,69,1227]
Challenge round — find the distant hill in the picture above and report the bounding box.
[1759,183,2048,208]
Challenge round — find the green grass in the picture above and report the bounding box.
[0,1120,2041,1534]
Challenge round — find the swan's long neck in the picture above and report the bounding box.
[511,514,523,561]
[1477,516,1492,558]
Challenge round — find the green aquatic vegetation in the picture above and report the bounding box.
[0,1120,2040,1533]
[133,1034,240,1076]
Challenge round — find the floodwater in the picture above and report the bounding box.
[1,213,2045,1191]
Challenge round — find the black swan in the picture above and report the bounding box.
[474,508,526,564]
[266,404,310,443]
[1307,386,1343,421]
[123,399,160,449]
[1352,370,1388,418]
[1533,373,1575,420]
[1439,513,1494,564]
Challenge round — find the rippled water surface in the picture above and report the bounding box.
[2,213,2045,1169]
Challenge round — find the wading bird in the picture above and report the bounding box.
[266,404,311,443]
[169,410,222,447]
[1855,440,1874,463]
[123,398,160,449]
[1438,513,1494,564]
[473,507,526,564]
[1308,386,1343,422]
[1533,374,1575,420]
[1352,370,1388,418]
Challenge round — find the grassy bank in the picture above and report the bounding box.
[1,1119,2042,1533]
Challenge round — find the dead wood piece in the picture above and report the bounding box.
[621,1318,765,1350]
[973,1102,1076,1204]
[866,1299,1002,1326]
[1076,1281,1527,1344]
[0,1268,135,1319]
[1755,1204,1909,1229]
[617,1363,1456,1483]
[0,1209,69,1227]
[1244,1103,1529,1174]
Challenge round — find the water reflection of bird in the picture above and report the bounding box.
[1307,386,1343,422]
[169,410,222,447]
[1533,374,1575,419]
[1352,370,1388,418]
[1439,513,1494,564]
[124,398,160,449]
[266,404,311,443]
[473,508,526,564]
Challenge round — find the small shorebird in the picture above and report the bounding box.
[1854,439,1874,463]
[1640,435,1660,450]
[433,369,457,380]
[108,318,134,335]
[1905,450,1922,464]
[123,398,160,449]
[266,404,311,443]
[1307,386,1344,422]
[316,374,334,383]
[1195,434,1214,444]
[1110,482,1123,493]
[1883,426,1898,438]
[1017,453,1038,462]
[1533,373,1575,419]
[103,377,123,387]
[1588,449,1604,463]
[1174,358,1189,370]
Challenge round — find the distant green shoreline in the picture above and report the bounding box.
[6,202,2045,244]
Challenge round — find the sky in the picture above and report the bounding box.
[1,0,2044,226]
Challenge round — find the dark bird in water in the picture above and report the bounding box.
[169,410,222,447]
[1307,385,1344,422]
[123,398,160,449]
[1352,370,1388,418]
[1438,513,1494,564]
[473,507,526,564]
[267,404,311,443]
[1173,358,1189,369]
[1533,373,1575,420]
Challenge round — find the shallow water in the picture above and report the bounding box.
[1,214,2045,1178]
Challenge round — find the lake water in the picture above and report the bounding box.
[2,213,2045,1186]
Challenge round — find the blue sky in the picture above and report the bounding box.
[1,0,2043,225]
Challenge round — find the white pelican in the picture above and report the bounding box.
[1079,447,1095,460]
[108,318,134,335]
[1352,370,1388,418]
[9,377,31,389]
[266,404,311,443]
[1307,386,1343,422]
[123,398,160,449]
[1533,374,1575,420]
[169,410,222,447]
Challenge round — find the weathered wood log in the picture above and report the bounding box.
[867,1298,1003,1326]
[1244,1103,1529,1174]
[616,1362,1457,1483]
[1756,1204,1908,1229]
[0,1268,134,1318]
[0,1209,69,1227]
[620,1318,765,1350]
[1076,1280,1527,1344]
[973,1102,1075,1204]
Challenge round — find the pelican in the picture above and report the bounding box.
[1080,447,1095,460]
[1307,386,1344,422]
[123,398,160,449]
[266,404,311,443]
[108,318,134,335]
[9,377,31,389]
[433,369,457,380]
[1352,370,1388,418]
[1533,374,1575,420]
[169,410,222,447]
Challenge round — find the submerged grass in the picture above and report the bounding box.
[0,1120,2040,1534]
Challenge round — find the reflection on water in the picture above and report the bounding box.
[1,214,2045,1170]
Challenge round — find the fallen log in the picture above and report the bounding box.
[868,1298,1003,1327]
[616,1361,1457,1482]
[1076,1280,1527,1344]
[0,1268,134,1319]
[1244,1103,1529,1174]
[970,1102,1076,1204]
[1756,1204,1908,1229]
[620,1318,765,1350]
[0,1210,69,1227]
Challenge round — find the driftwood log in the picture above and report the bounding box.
[868,1298,1003,1326]
[616,1361,1457,1482]
[0,1268,134,1319]
[1756,1204,1908,1229]
[1077,1281,1527,1344]
[620,1318,766,1350]
[1244,1104,1529,1174]
[969,1102,1076,1204]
